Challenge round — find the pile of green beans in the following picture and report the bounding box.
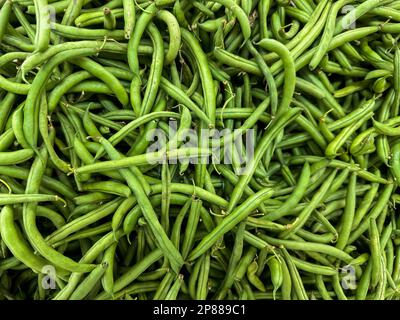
[0,0,400,301]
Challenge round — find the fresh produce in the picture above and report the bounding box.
[0,0,399,300]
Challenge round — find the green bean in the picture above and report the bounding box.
[188,187,274,261]
[181,29,215,126]
[137,23,164,117]
[315,274,332,300]
[159,164,171,234]
[257,234,353,264]
[74,192,113,206]
[265,162,310,221]
[12,3,36,43]
[234,247,258,282]
[101,242,117,296]
[51,223,112,248]
[258,0,271,39]
[196,253,210,300]
[0,165,76,199]
[246,41,278,114]
[122,0,135,39]
[280,169,337,239]
[286,156,389,184]
[22,146,95,273]
[160,77,210,123]
[227,108,301,213]
[53,230,124,300]
[214,222,246,300]
[110,248,163,295]
[336,0,387,34]
[103,7,116,30]
[0,0,12,42]
[21,42,130,76]
[0,93,16,134]
[153,272,175,300]
[0,149,34,165]
[247,261,266,292]
[267,255,283,300]
[348,183,394,244]
[281,248,308,300]
[60,0,85,26]
[0,205,66,277]
[53,23,124,40]
[170,198,192,249]
[101,282,159,300]
[335,173,357,250]
[331,272,348,300]
[39,95,72,173]
[72,57,129,106]
[369,218,382,288]
[127,3,157,116]
[99,138,184,274]
[0,193,64,205]
[326,112,374,158]
[12,105,31,150]
[392,246,400,283]
[391,139,400,185]
[46,198,123,245]
[33,0,51,52]
[69,262,108,300]
[165,274,184,300]
[0,0,398,301]
[23,48,98,147]
[157,10,181,65]
[181,198,202,259]
[291,256,337,276]
[81,181,131,198]
[211,0,250,42]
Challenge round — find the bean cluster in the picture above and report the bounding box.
[0,0,399,300]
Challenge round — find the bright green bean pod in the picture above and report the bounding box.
[211,0,251,42]
[101,242,117,296]
[103,7,116,30]
[267,255,283,300]
[0,205,67,277]
[265,162,310,221]
[281,248,308,300]
[227,107,301,213]
[181,198,202,260]
[369,218,382,288]
[0,0,12,42]
[122,0,135,39]
[247,261,266,292]
[69,262,108,300]
[33,0,51,52]
[196,253,210,300]
[157,10,181,65]
[165,274,184,300]
[335,173,357,250]
[99,138,184,274]
[188,188,274,261]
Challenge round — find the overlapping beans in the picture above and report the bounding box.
[0,0,399,300]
